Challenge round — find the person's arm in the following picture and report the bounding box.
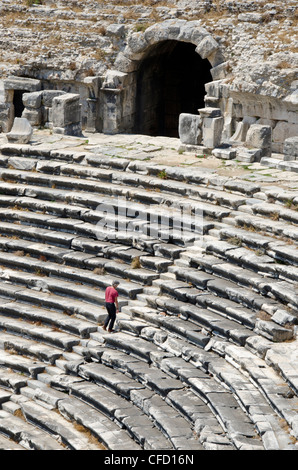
[115,297,119,312]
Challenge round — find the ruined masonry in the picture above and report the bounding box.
[0,0,297,451]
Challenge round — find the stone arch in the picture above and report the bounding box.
[101,20,228,135]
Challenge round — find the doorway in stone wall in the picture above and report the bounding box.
[13,89,26,118]
[134,40,212,138]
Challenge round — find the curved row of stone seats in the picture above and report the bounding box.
[88,319,294,449]
[50,331,261,450]
[0,147,296,250]
[112,308,297,449]
[0,144,297,450]
[0,408,66,450]
[0,383,106,450]
[198,238,298,285]
[148,271,295,344]
[0,335,199,449]
[0,330,143,449]
[218,226,298,268]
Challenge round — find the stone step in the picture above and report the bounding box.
[201,238,298,284]
[0,330,63,365]
[235,213,298,243]
[18,399,103,450]
[220,225,298,267]
[0,432,26,450]
[0,409,65,450]
[0,313,81,352]
[0,297,99,338]
[98,329,266,449]
[65,379,173,450]
[95,308,296,448]
[0,190,211,247]
[0,153,255,213]
[251,201,298,225]
[0,278,107,321]
[0,250,143,300]
[0,166,228,223]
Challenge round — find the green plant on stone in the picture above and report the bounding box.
[27,0,42,5]
[157,169,167,179]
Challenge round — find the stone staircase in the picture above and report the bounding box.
[0,142,297,450]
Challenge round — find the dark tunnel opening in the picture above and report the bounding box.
[134,40,212,137]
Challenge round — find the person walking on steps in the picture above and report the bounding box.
[103,280,120,333]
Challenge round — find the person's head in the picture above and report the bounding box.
[112,280,120,288]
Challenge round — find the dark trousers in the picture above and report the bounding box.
[104,302,116,330]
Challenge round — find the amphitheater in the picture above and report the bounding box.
[0,0,297,452]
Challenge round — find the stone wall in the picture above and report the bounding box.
[0,1,296,153]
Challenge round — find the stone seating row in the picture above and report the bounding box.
[0,408,66,450]
[0,387,106,450]
[0,145,296,450]
[0,340,199,449]
[3,151,297,250]
[0,197,296,313]
[0,284,295,449]
[110,308,297,449]
[1,156,296,254]
[0,214,294,344]
[2,144,298,208]
[195,237,298,284]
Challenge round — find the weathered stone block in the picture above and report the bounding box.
[283,136,298,160]
[6,117,33,144]
[22,108,42,127]
[246,124,272,157]
[42,90,66,107]
[178,113,202,145]
[0,103,13,133]
[52,93,82,136]
[4,76,41,92]
[22,91,43,109]
[195,36,218,59]
[199,108,223,149]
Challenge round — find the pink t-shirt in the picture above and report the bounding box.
[105,286,119,303]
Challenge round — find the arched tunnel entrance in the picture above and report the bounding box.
[134,40,212,138]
